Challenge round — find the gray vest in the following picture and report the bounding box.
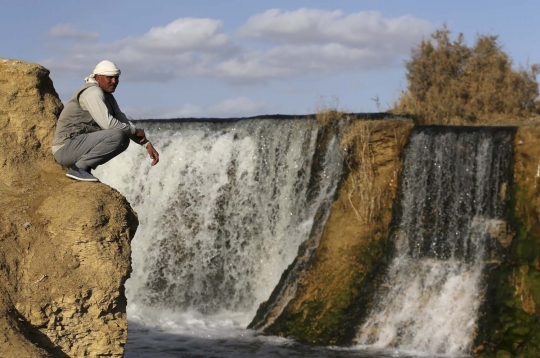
[51,83,104,149]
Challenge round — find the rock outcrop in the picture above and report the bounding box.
[0,58,137,357]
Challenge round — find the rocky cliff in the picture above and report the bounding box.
[0,58,137,357]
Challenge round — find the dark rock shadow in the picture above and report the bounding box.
[13,308,70,358]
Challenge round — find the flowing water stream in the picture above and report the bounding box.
[96,121,513,358]
[357,127,513,356]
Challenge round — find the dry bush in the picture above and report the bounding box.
[315,97,346,127]
[394,27,540,125]
[341,121,381,224]
[313,98,378,222]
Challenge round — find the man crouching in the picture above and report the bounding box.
[52,60,159,182]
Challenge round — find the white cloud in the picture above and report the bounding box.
[213,9,431,83]
[207,96,266,117]
[215,53,297,82]
[214,43,392,83]
[123,97,266,119]
[40,10,432,85]
[159,104,205,119]
[121,103,203,119]
[44,23,99,42]
[238,9,431,52]
[238,8,341,43]
[41,18,236,81]
[135,18,232,53]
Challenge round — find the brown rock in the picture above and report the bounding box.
[0,58,137,357]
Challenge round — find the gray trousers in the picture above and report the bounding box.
[54,129,130,170]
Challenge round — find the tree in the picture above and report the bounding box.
[395,27,540,124]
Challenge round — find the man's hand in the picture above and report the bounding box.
[134,128,147,144]
[135,128,158,165]
[146,142,160,166]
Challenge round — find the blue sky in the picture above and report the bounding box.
[1,0,539,119]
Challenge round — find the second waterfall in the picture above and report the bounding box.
[357,126,514,355]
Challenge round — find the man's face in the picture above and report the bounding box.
[95,74,119,93]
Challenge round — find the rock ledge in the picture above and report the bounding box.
[0,58,137,357]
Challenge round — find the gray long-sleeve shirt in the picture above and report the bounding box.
[52,80,138,154]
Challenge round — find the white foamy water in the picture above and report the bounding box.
[95,119,348,357]
[94,122,512,357]
[124,307,462,358]
[358,219,496,354]
[356,128,513,356]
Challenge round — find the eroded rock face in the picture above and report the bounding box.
[0,58,137,357]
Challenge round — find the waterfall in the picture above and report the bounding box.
[95,118,343,323]
[357,126,514,355]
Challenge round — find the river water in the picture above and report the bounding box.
[124,314,468,358]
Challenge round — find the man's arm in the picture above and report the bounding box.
[79,86,136,135]
[110,96,159,165]
[81,87,159,165]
